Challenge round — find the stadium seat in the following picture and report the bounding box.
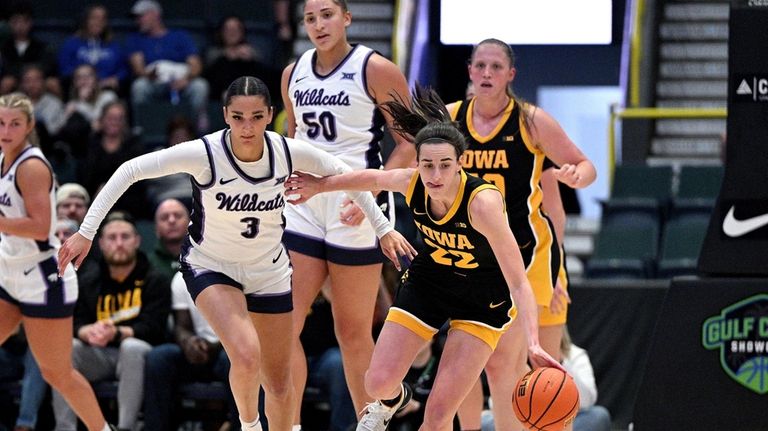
[601,165,673,226]
[671,165,724,219]
[586,220,660,278]
[656,213,710,278]
[132,101,195,149]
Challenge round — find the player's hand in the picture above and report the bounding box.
[553,164,581,188]
[548,279,571,315]
[284,171,324,204]
[339,199,365,226]
[379,230,418,271]
[528,344,567,373]
[58,232,92,276]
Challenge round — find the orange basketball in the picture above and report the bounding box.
[512,367,580,431]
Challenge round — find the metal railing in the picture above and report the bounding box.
[607,106,727,175]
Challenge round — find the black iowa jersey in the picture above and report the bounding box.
[404,169,502,277]
[451,98,545,223]
[451,98,560,307]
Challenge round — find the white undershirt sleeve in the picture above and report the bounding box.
[286,137,394,239]
[79,140,212,240]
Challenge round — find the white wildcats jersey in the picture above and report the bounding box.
[0,146,59,260]
[288,44,386,171]
[188,130,292,263]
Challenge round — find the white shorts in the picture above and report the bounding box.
[179,240,292,313]
[283,190,394,265]
[0,253,78,318]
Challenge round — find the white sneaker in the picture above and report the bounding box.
[356,383,412,431]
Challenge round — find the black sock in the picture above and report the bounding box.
[381,383,404,408]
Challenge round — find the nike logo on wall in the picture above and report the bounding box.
[722,206,768,237]
[219,178,237,185]
[272,249,283,264]
[489,301,506,309]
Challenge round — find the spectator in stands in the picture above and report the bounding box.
[0,1,60,97]
[56,183,90,225]
[273,0,296,66]
[144,272,236,431]
[52,211,171,431]
[147,198,190,280]
[299,289,357,431]
[56,217,80,243]
[18,63,65,138]
[204,16,279,104]
[59,64,118,156]
[79,100,150,219]
[561,328,612,431]
[57,4,128,94]
[144,116,194,208]
[0,327,47,431]
[125,0,209,132]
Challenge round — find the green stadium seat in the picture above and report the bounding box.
[586,220,660,278]
[672,165,724,219]
[656,213,710,278]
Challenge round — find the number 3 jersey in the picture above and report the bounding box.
[187,130,291,263]
[405,170,505,280]
[288,44,385,171]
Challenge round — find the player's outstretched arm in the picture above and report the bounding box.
[285,168,414,204]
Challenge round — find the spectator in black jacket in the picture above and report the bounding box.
[51,211,171,431]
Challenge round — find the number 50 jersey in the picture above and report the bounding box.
[288,44,385,171]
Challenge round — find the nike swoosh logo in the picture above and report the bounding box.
[413,210,427,216]
[722,206,768,237]
[489,301,506,309]
[295,76,308,83]
[219,177,237,185]
[23,267,35,276]
[272,249,283,264]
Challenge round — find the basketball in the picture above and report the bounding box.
[512,367,580,431]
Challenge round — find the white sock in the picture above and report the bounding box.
[292,425,302,431]
[101,425,111,431]
[240,416,261,430]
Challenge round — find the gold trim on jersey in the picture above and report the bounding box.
[426,170,468,226]
[518,103,538,155]
[466,183,504,227]
[465,98,516,144]
[404,169,420,206]
[386,307,438,341]
[450,303,517,350]
[449,101,463,121]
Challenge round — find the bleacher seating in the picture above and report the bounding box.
[586,220,660,279]
[601,164,674,226]
[671,164,724,218]
[587,163,720,279]
[656,213,710,277]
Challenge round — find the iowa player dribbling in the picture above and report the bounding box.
[285,85,564,431]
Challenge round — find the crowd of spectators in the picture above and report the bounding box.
[0,0,284,223]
